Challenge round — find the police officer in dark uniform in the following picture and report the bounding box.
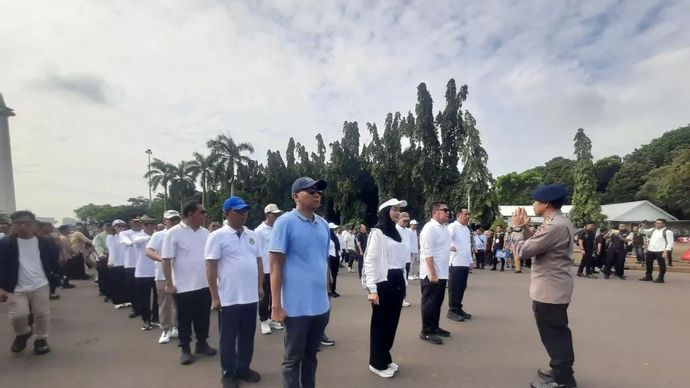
[511,184,577,388]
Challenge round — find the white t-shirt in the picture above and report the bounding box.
[15,237,48,292]
[106,234,125,266]
[254,222,272,274]
[396,224,412,263]
[119,229,139,268]
[147,230,168,281]
[204,226,260,306]
[133,231,155,278]
[342,230,356,250]
[448,222,473,267]
[161,221,209,293]
[419,219,452,280]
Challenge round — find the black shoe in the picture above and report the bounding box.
[616,275,627,280]
[141,322,153,331]
[500,269,505,272]
[180,350,194,365]
[490,267,497,271]
[33,339,51,355]
[331,292,340,298]
[128,312,139,319]
[321,336,335,346]
[530,380,577,388]
[10,330,33,353]
[195,342,217,356]
[639,276,653,281]
[538,368,554,382]
[576,272,584,277]
[49,293,60,300]
[222,376,239,388]
[460,310,472,320]
[447,312,465,322]
[434,328,451,337]
[237,368,261,383]
[654,278,665,283]
[62,283,75,289]
[603,274,610,279]
[419,333,443,344]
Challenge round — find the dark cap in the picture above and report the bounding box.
[291,177,327,194]
[531,183,568,203]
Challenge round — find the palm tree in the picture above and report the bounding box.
[207,133,254,195]
[187,152,219,206]
[170,161,196,211]
[144,158,175,210]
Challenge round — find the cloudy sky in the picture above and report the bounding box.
[1,0,689,220]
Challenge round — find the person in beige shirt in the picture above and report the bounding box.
[511,184,577,388]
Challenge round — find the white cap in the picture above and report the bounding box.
[378,198,407,212]
[410,220,418,225]
[328,222,339,229]
[113,219,127,226]
[163,210,181,219]
[264,204,282,214]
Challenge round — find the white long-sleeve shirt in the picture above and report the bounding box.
[419,219,452,280]
[448,222,473,267]
[106,234,125,267]
[362,229,407,293]
[643,228,674,252]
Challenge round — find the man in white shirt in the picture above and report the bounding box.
[133,215,159,331]
[419,202,452,345]
[473,228,487,269]
[447,208,473,323]
[146,210,180,344]
[206,196,263,387]
[0,210,60,355]
[342,227,356,272]
[120,217,143,318]
[396,212,412,307]
[107,220,129,309]
[254,204,284,335]
[639,218,674,283]
[162,200,216,365]
[409,220,420,279]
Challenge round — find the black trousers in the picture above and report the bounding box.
[65,253,87,279]
[328,256,339,294]
[604,249,626,277]
[533,301,576,385]
[283,311,329,388]
[258,274,272,322]
[405,262,410,279]
[346,250,356,268]
[448,266,469,314]
[420,277,447,334]
[370,269,405,370]
[220,302,257,377]
[96,257,109,296]
[577,251,595,275]
[135,277,159,323]
[108,266,128,305]
[475,251,485,268]
[174,287,211,349]
[124,267,138,313]
[491,255,505,270]
[356,254,364,278]
[645,251,667,279]
[667,250,673,266]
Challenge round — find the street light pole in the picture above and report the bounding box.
[145,149,152,207]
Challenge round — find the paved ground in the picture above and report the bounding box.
[2,266,689,388]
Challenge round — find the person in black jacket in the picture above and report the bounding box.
[0,210,61,355]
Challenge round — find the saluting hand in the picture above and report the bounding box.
[512,208,530,228]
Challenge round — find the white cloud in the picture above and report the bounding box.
[0,0,689,219]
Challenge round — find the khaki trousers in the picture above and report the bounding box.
[156,280,177,330]
[514,255,522,271]
[8,285,50,339]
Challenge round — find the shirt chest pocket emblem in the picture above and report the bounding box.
[249,238,255,245]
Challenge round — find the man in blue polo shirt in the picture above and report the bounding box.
[269,177,330,388]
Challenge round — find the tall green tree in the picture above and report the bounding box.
[412,83,442,210]
[637,147,690,218]
[187,152,219,206]
[143,158,175,210]
[593,155,622,193]
[327,122,364,223]
[207,133,254,195]
[570,128,604,226]
[169,161,196,211]
[496,171,543,205]
[437,80,466,200]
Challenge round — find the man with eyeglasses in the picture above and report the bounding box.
[419,202,452,345]
[269,177,330,388]
[162,200,216,365]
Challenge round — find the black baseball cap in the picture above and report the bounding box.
[291,177,327,194]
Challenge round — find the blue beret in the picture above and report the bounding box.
[531,183,568,203]
[223,196,251,212]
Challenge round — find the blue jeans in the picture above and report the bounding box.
[282,311,329,388]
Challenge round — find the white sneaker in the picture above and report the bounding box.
[388,362,399,372]
[158,330,171,344]
[269,320,284,330]
[261,320,272,335]
[369,365,395,378]
[169,327,178,338]
[407,275,415,280]
[114,304,126,309]
[402,300,411,307]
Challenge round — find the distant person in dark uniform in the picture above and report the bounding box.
[576,223,596,278]
[511,184,578,388]
[631,226,646,265]
[594,226,609,272]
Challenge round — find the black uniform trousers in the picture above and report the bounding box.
[604,249,626,277]
[370,269,405,370]
[420,277,447,334]
[577,251,595,275]
[645,251,667,280]
[328,256,339,294]
[258,273,272,322]
[96,256,109,296]
[447,266,469,314]
[475,250,486,269]
[135,277,159,324]
[219,302,257,378]
[108,266,128,305]
[174,287,211,350]
[533,301,576,385]
[124,267,138,314]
